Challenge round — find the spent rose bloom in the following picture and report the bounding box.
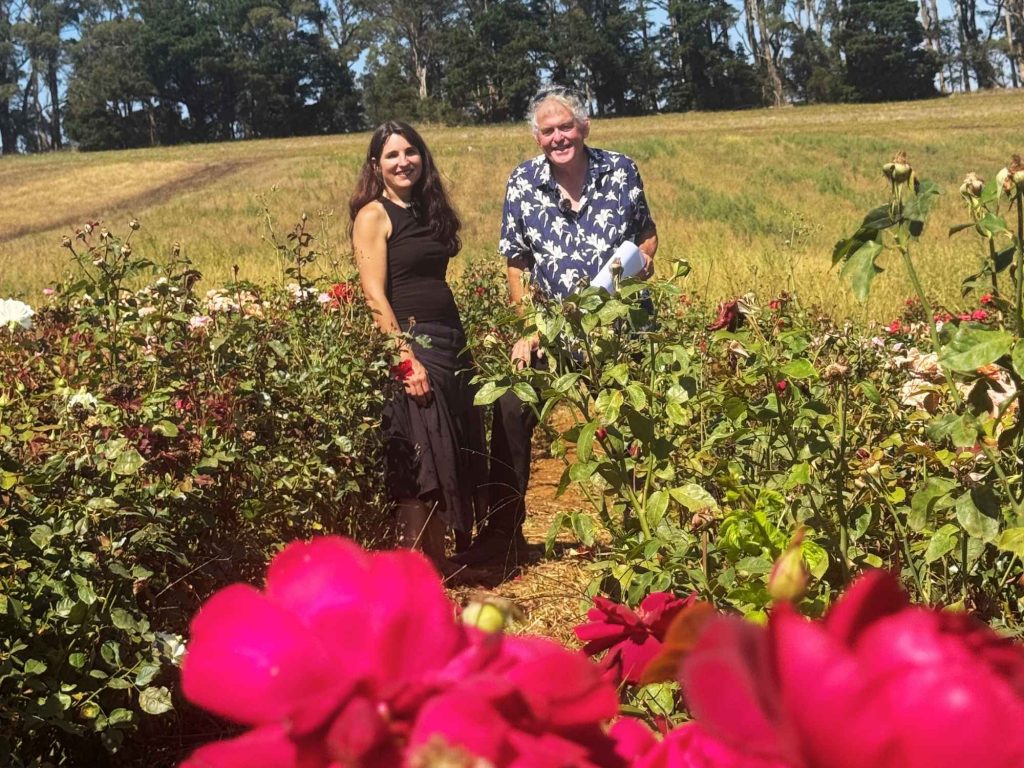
[181,536,625,768]
[575,592,695,685]
[676,570,1024,768]
[706,299,742,332]
[188,315,214,334]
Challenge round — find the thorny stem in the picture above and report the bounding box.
[1016,192,1024,336]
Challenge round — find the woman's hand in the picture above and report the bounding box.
[401,353,432,404]
[510,334,542,370]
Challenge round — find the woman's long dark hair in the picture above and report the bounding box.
[348,121,462,257]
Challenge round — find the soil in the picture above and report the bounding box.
[446,440,596,647]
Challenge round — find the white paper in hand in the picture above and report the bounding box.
[591,241,643,293]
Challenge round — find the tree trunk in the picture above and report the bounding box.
[46,52,62,150]
[753,0,784,106]
[1007,0,1022,88]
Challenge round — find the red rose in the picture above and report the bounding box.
[391,359,414,381]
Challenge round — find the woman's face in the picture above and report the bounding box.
[377,133,423,201]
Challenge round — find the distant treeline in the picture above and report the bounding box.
[1,0,1023,153]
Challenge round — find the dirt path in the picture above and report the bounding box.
[448,450,595,647]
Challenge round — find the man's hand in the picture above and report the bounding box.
[639,251,655,280]
[511,334,542,370]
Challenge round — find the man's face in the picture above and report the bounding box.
[534,101,589,169]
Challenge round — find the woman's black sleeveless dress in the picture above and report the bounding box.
[379,197,486,534]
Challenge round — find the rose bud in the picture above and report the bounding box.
[129,218,140,231]
[121,244,132,258]
[61,236,72,249]
[596,427,608,440]
[960,172,984,199]
[461,598,517,633]
[767,529,809,603]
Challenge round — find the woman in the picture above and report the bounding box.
[349,121,485,572]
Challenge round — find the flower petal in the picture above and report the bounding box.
[181,584,349,733]
[180,725,298,768]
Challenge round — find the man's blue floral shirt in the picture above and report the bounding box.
[498,146,656,300]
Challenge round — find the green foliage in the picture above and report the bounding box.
[0,218,393,763]
[837,0,940,102]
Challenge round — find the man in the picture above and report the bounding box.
[457,85,658,567]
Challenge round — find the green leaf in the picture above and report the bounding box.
[569,511,596,547]
[858,381,881,404]
[803,540,829,579]
[1012,340,1024,380]
[779,359,817,380]
[474,382,508,406]
[948,222,975,236]
[998,527,1024,556]
[68,653,87,669]
[645,490,670,528]
[110,608,137,631]
[550,373,581,393]
[23,659,47,676]
[840,240,883,302]
[938,327,1014,372]
[30,524,53,550]
[151,420,179,437]
[510,382,538,404]
[112,448,145,476]
[909,477,957,532]
[669,483,719,512]
[569,461,598,483]
[925,523,959,562]
[139,686,174,715]
[108,708,134,725]
[977,212,1007,237]
[576,421,598,463]
[955,487,1001,543]
[861,205,895,230]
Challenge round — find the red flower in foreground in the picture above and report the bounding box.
[391,359,414,381]
[775,380,788,394]
[971,309,989,322]
[886,319,901,334]
[980,293,993,305]
[326,282,354,308]
[180,537,625,768]
[634,723,791,768]
[575,592,695,685]
[676,570,1024,768]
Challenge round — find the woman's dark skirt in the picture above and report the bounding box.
[382,321,486,534]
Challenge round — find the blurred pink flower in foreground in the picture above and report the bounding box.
[180,536,625,768]
[676,570,1024,768]
[575,592,695,685]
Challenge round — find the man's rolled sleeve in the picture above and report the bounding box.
[498,175,533,269]
[627,160,656,236]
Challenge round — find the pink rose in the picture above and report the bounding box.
[635,723,792,768]
[180,536,626,768]
[679,570,1024,768]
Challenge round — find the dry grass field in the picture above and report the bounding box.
[3,88,1024,320]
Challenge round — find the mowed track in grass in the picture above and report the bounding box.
[3,89,1024,319]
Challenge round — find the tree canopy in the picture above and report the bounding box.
[0,0,1020,152]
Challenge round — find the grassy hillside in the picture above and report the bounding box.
[3,89,1024,320]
